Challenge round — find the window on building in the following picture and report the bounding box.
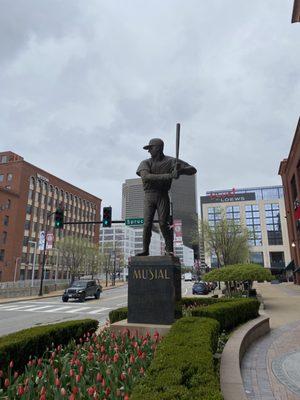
[2,231,7,244]
[291,175,298,202]
[0,249,5,261]
[24,220,31,230]
[1,156,8,164]
[265,204,282,245]
[249,252,264,266]
[207,207,222,228]
[7,173,13,182]
[0,174,3,182]
[6,199,11,209]
[23,237,29,246]
[245,205,262,246]
[270,251,285,269]
[226,206,240,222]
[3,216,9,226]
[26,205,32,214]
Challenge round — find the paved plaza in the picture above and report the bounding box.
[242,282,300,400]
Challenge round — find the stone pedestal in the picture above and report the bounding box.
[128,255,181,325]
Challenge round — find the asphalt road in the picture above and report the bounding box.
[0,281,195,336]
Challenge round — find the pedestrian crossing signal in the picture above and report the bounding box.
[54,207,64,229]
[102,206,112,228]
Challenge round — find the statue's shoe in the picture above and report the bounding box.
[136,251,149,256]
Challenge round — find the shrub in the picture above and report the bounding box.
[108,307,128,324]
[130,317,222,400]
[0,319,98,375]
[191,298,260,331]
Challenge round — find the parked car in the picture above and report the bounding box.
[62,279,102,302]
[184,272,192,281]
[192,282,209,295]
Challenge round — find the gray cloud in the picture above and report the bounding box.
[0,0,299,216]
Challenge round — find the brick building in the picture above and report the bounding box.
[0,151,101,282]
[279,118,300,284]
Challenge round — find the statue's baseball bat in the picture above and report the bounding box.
[175,123,180,166]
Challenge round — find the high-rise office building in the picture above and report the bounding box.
[122,175,199,257]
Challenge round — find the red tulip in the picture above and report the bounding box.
[69,369,75,377]
[9,360,14,369]
[37,370,43,378]
[40,395,46,400]
[75,374,81,383]
[87,386,94,396]
[96,372,102,382]
[69,394,76,400]
[55,377,61,387]
[14,371,19,379]
[113,353,119,363]
[129,354,135,363]
[0,370,3,377]
[120,372,126,381]
[60,387,67,396]
[4,378,10,388]
[72,386,79,395]
[79,366,84,375]
[105,387,111,396]
[124,394,129,400]
[38,358,43,365]
[17,385,25,396]
[40,386,46,395]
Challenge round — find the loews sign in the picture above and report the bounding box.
[201,191,256,204]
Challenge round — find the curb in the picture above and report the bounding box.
[0,283,127,305]
[220,315,270,400]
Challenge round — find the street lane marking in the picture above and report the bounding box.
[65,307,91,313]
[0,304,39,311]
[23,305,54,312]
[87,307,111,314]
[43,306,73,313]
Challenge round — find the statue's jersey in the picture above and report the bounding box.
[136,155,189,193]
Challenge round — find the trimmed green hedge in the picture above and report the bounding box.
[130,317,222,400]
[0,319,98,374]
[109,297,246,324]
[191,298,260,331]
[108,307,128,324]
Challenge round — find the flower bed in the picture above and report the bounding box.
[0,326,160,399]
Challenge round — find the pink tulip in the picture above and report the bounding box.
[113,353,119,363]
[14,371,18,379]
[9,360,14,369]
[55,377,61,387]
[75,375,81,383]
[87,386,94,396]
[96,372,102,382]
[4,378,10,388]
[61,388,67,396]
[69,369,75,377]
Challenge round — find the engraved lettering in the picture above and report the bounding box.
[133,270,142,279]
[158,269,164,279]
[142,269,147,279]
[164,269,170,279]
[149,270,154,280]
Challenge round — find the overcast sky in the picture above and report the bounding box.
[1,1,299,217]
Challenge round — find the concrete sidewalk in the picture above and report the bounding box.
[0,281,127,304]
[241,282,300,400]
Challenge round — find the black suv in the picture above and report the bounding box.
[62,280,102,302]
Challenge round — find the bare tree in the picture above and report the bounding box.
[201,211,250,267]
[56,237,90,281]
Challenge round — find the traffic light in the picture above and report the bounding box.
[102,206,112,227]
[54,207,64,229]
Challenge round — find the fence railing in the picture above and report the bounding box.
[0,279,70,290]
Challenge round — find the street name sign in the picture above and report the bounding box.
[125,218,144,226]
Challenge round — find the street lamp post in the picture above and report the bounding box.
[29,240,37,288]
[38,211,55,296]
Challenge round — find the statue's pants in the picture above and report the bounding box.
[143,191,173,253]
